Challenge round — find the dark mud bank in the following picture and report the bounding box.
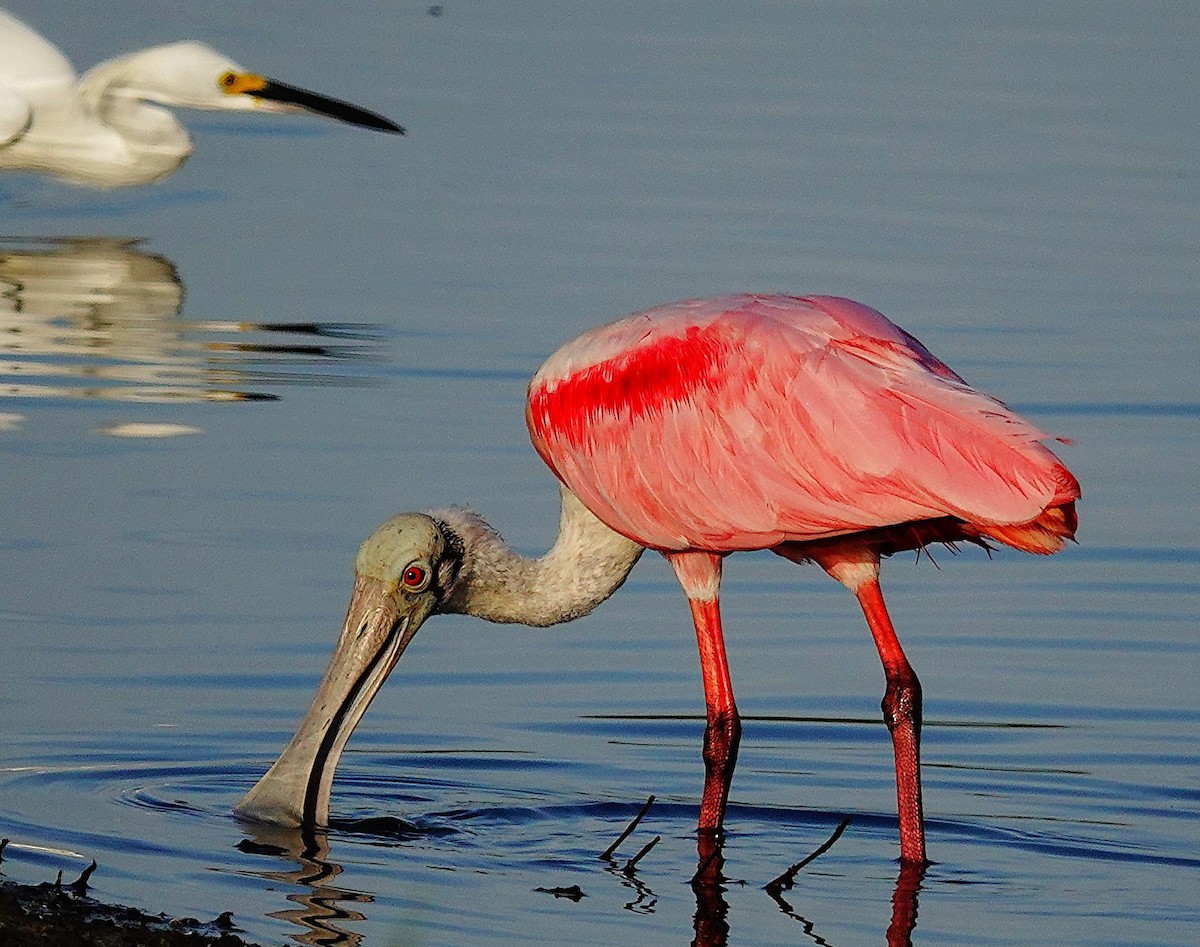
[0,876,261,947]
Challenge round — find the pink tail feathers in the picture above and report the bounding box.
[982,463,1080,555]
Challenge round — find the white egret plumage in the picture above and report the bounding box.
[0,8,402,188]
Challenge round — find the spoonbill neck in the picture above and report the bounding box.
[433,486,645,627]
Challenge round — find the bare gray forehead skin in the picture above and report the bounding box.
[355,513,443,581]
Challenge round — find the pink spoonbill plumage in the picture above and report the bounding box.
[236,294,1080,866]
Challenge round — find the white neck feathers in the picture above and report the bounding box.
[430,487,644,627]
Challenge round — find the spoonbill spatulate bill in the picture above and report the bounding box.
[0,8,402,188]
[236,294,1080,865]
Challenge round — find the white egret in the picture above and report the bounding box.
[0,9,402,188]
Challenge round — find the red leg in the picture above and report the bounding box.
[667,552,741,834]
[856,577,928,865]
[811,548,928,865]
[688,595,742,832]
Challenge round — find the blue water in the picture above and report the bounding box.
[1,2,1197,945]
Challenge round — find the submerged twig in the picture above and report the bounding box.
[764,817,851,894]
[535,884,586,901]
[212,911,239,931]
[621,835,661,875]
[69,860,98,894]
[600,794,655,860]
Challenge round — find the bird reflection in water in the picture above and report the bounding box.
[595,797,922,947]
[0,237,381,410]
[236,824,370,947]
[697,833,923,947]
[237,809,923,946]
[761,865,924,947]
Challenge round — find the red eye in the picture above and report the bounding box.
[402,565,427,588]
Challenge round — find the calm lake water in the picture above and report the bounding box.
[2,2,1197,945]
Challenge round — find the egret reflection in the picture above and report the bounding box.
[0,8,401,188]
[0,237,381,408]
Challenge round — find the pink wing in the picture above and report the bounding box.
[527,294,1079,553]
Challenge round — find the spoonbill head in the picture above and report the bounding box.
[236,514,451,828]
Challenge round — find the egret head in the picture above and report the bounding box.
[234,514,462,827]
[107,41,403,132]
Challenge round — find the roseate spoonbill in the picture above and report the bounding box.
[236,294,1080,865]
[0,8,401,188]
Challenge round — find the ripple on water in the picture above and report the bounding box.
[1,715,1198,947]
